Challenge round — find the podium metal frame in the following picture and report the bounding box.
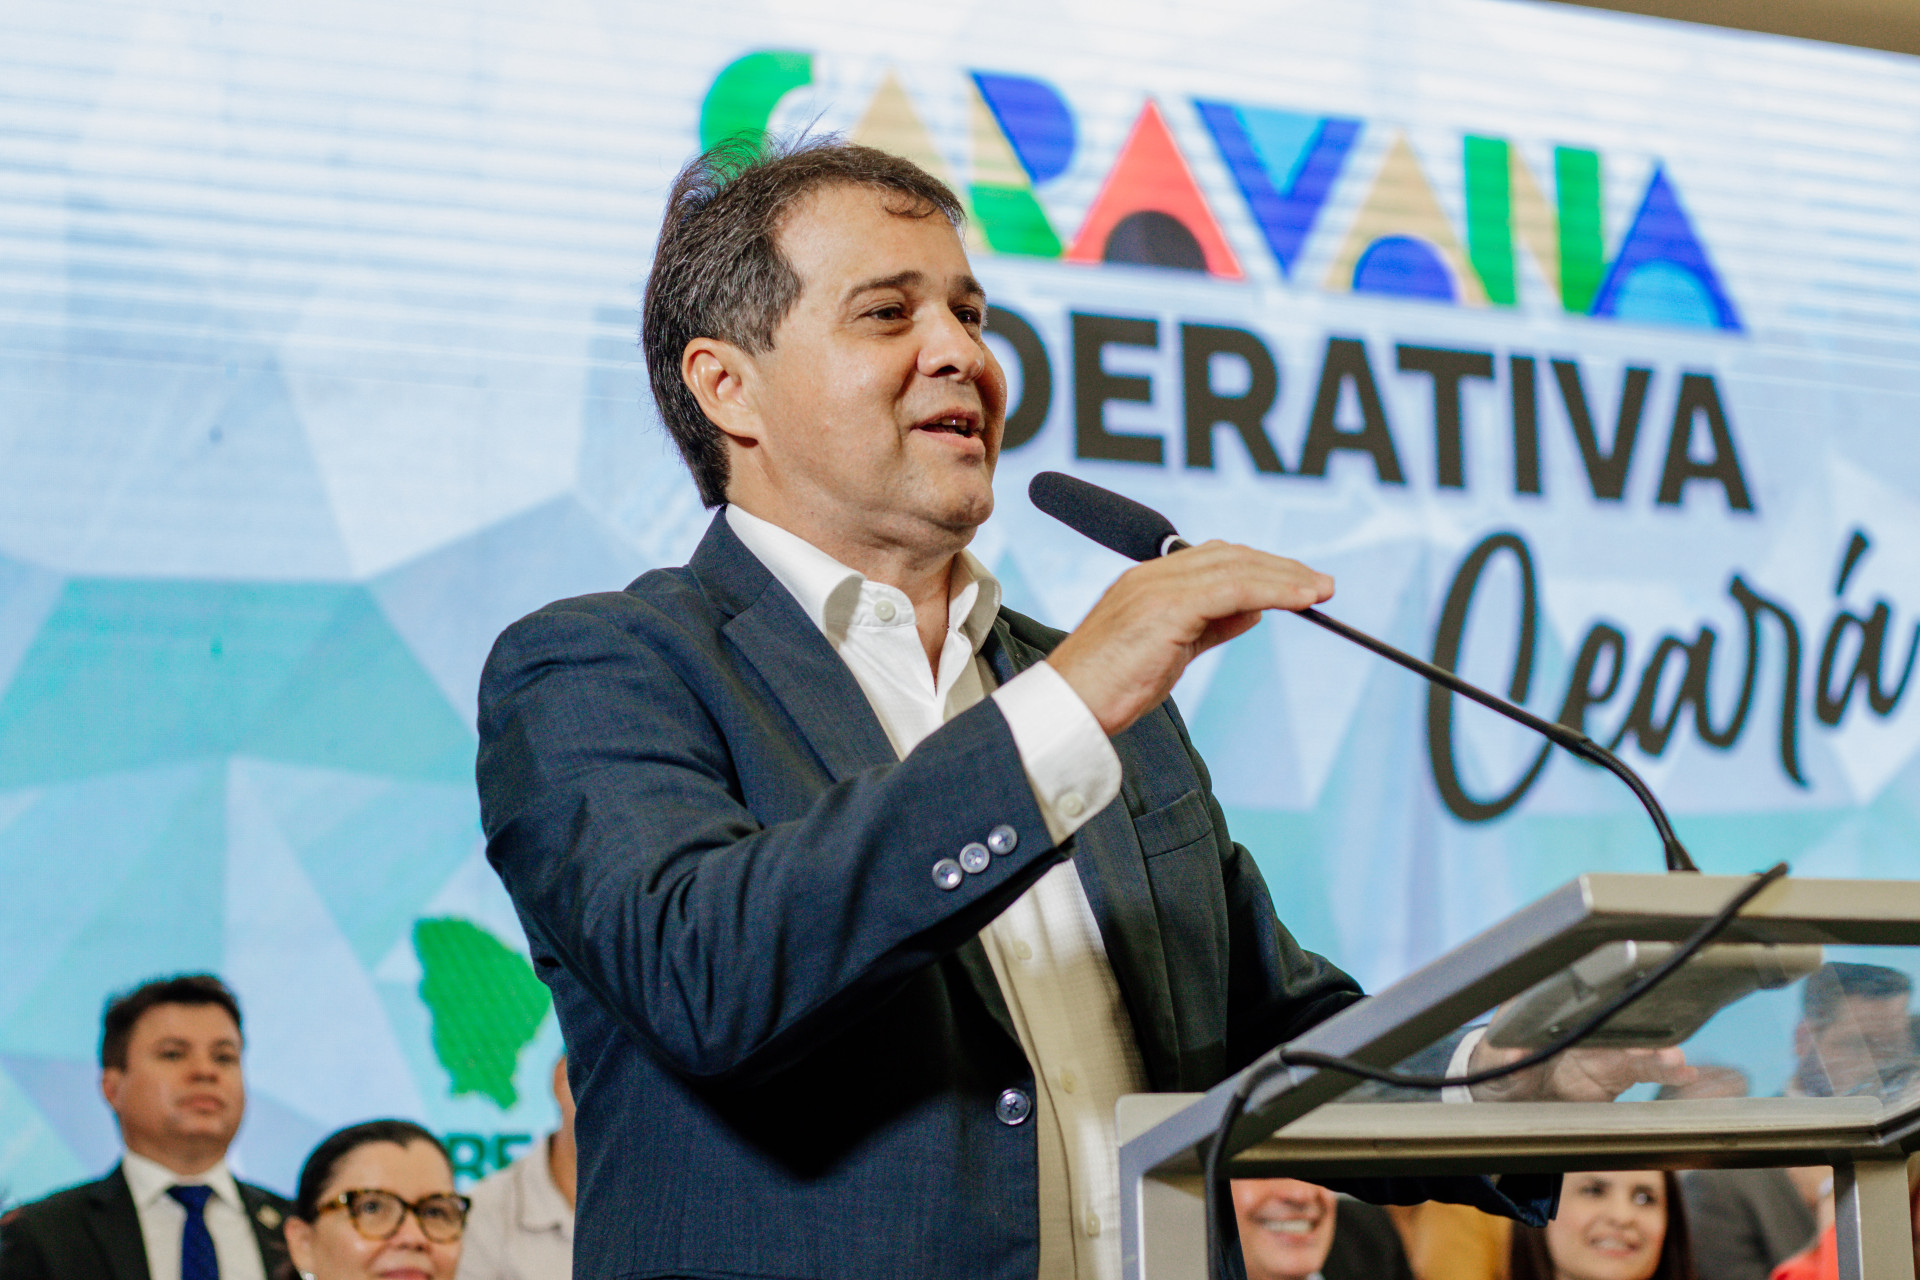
[1118,874,1920,1280]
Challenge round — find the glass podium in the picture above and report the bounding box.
[1118,873,1920,1280]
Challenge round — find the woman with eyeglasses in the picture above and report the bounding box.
[282,1120,468,1280]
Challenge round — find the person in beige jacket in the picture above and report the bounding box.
[455,1060,575,1280]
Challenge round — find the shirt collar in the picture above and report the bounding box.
[725,505,1001,655]
[122,1149,244,1214]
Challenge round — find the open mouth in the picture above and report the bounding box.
[916,411,981,440]
[1583,1233,1645,1255]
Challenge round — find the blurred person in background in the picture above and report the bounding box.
[1234,1178,1413,1280]
[1385,1069,1750,1280]
[283,1120,465,1280]
[1685,963,1914,1280]
[1766,1157,1920,1280]
[0,974,290,1280]
[455,1059,574,1280]
[1509,1171,1694,1280]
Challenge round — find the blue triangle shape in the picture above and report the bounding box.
[1590,167,1742,331]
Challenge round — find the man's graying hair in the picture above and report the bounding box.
[642,136,967,507]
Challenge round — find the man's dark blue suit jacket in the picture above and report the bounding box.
[476,512,1548,1280]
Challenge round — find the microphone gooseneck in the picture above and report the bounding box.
[1026,471,1700,875]
[1026,472,1787,1280]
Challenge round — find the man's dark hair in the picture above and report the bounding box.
[642,135,967,507]
[294,1119,451,1220]
[1804,961,1912,1030]
[100,973,242,1070]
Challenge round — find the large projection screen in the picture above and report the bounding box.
[3,0,1918,1202]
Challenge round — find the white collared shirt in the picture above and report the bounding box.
[120,1150,268,1280]
[454,1135,573,1280]
[726,505,1141,1280]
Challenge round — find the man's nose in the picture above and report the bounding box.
[918,311,986,382]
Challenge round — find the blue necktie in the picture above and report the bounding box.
[167,1184,220,1280]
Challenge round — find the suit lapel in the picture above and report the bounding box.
[985,618,1181,1090]
[239,1183,288,1272]
[87,1168,152,1280]
[691,514,898,782]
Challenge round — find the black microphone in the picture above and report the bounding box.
[1027,470,1701,875]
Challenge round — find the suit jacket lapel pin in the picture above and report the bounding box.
[256,1203,282,1229]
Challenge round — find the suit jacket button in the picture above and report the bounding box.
[996,1087,1032,1125]
[932,858,965,891]
[986,824,1018,855]
[959,842,991,874]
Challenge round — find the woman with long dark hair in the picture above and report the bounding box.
[1509,1171,1695,1280]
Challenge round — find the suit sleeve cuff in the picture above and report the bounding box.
[990,662,1122,844]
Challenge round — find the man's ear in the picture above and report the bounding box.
[682,336,763,446]
[101,1067,123,1113]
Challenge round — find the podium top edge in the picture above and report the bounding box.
[1573,873,1920,927]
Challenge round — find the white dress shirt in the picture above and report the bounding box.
[120,1150,268,1280]
[454,1134,573,1280]
[726,505,1140,1280]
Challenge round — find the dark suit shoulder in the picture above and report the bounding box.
[0,1171,139,1280]
[1,1173,122,1230]
[517,566,721,638]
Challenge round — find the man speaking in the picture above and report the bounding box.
[476,139,1657,1280]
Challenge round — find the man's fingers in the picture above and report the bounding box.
[1194,611,1263,655]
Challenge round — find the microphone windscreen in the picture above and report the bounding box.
[1028,471,1180,562]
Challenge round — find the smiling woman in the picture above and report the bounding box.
[1510,1171,1697,1280]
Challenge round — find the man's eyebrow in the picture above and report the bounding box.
[843,270,924,303]
[841,271,986,304]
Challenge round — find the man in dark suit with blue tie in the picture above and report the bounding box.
[0,975,290,1280]
[476,139,1670,1280]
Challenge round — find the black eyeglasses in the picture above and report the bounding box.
[315,1189,471,1243]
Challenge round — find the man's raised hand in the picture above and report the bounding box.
[1045,541,1334,737]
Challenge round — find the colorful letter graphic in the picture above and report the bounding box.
[971,72,1075,184]
[1066,100,1242,277]
[1461,139,1604,314]
[1325,133,1484,305]
[967,78,1063,257]
[699,50,812,151]
[1590,166,1741,331]
[1195,101,1359,278]
[690,54,1741,332]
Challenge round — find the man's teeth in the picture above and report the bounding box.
[924,417,975,436]
[1254,1217,1314,1235]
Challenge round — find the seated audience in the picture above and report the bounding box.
[456,1057,574,1280]
[284,1119,465,1280]
[0,973,290,1280]
[1234,1177,1415,1280]
[1685,963,1914,1280]
[1510,1171,1694,1280]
